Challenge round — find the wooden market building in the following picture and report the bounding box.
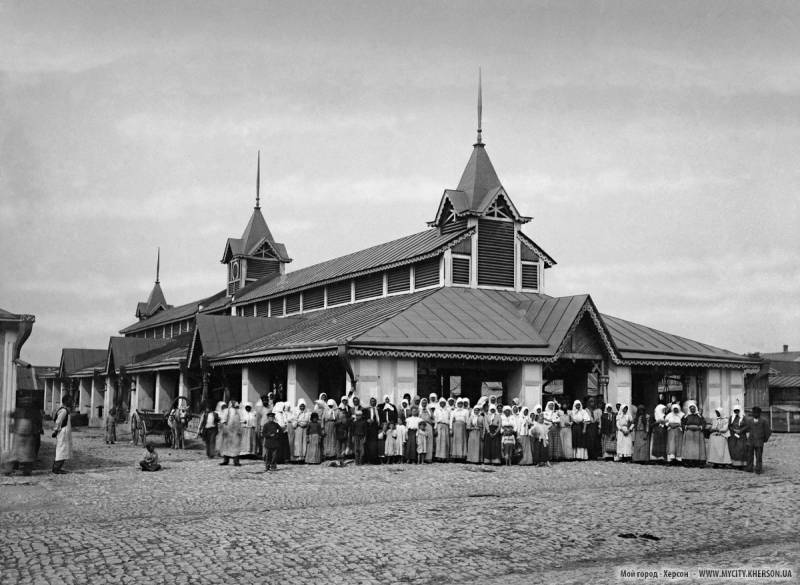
[50,94,761,428]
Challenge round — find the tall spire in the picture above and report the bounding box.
[155,247,160,284]
[255,150,261,210]
[476,67,483,146]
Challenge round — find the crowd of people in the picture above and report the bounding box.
[194,392,773,474]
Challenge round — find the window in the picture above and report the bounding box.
[326,281,352,306]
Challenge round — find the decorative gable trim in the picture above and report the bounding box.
[552,299,621,365]
[516,233,556,267]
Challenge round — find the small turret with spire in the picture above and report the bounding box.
[135,247,171,320]
[221,151,291,296]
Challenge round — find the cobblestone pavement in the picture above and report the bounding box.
[1,427,798,585]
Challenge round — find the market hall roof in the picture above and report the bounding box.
[600,314,757,366]
[123,333,194,373]
[222,207,291,264]
[207,287,757,368]
[188,314,304,366]
[106,336,173,374]
[232,226,474,304]
[58,348,107,378]
[119,289,228,335]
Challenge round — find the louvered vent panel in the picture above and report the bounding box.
[477,219,514,287]
[387,267,410,294]
[303,287,325,310]
[270,297,284,317]
[452,257,470,285]
[326,281,352,306]
[522,263,539,290]
[354,273,384,300]
[286,293,301,314]
[414,257,440,288]
[246,258,281,280]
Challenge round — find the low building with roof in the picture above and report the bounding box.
[0,308,35,456]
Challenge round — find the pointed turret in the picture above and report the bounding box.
[136,248,172,320]
[430,72,530,227]
[222,152,291,296]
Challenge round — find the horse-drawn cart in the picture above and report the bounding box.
[130,410,172,446]
[130,397,195,446]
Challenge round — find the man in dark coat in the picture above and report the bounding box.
[745,406,771,474]
[262,412,281,471]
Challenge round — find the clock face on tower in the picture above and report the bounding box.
[231,260,240,280]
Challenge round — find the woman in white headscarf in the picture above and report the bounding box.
[680,400,706,466]
[531,409,550,467]
[292,399,311,462]
[571,400,590,460]
[220,401,242,466]
[273,402,288,463]
[323,399,338,459]
[434,398,451,462]
[559,401,573,460]
[544,401,563,461]
[615,404,633,461]
[665,403,684,463]
[650,404,668,462]
[518,406,533,465]
[466,404,484,464]
[239,402,257,458]
[419,398,435,463]
[707,407,731,467]
[450,398,469,461]
[482,405,502,465]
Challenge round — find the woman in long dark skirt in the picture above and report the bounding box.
[404,407,421,463]
[482,405,502,465]
[650,404,668,462]
[631,404,651,463]
[570,400,589,460]
[728,403,749,469]
[601,405,617,460]
[586,400,602,460]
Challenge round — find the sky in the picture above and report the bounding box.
[1,0,798,366]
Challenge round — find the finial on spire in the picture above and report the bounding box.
[476,67,483,145]
[255,150,261,210]
[155,247,161,284]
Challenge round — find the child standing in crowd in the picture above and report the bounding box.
[416,420,429,464]
[139,443,161,472]
[104,408,117,444]
[262,411,281,471]
[501,425,516,466]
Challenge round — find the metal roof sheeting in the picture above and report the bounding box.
[601,314,749,362]
[60,349,107,377]
[770,375,800,389]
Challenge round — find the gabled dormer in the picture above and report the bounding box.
[136,248,172,320]
[429,75,555,293]
[222,152,291,296]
